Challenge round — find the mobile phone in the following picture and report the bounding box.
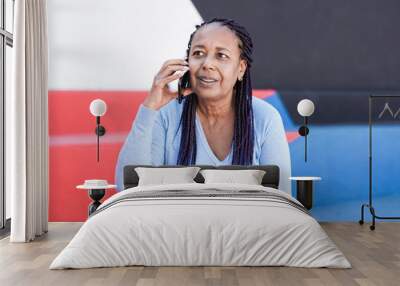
[177,70,191,104]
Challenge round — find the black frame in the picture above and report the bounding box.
[359,95,400,230]
[0,0,14,232]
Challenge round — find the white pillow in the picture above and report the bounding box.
[135,167,200,186]
[200,169,266,185]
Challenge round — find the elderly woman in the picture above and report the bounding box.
[115,18,291,193]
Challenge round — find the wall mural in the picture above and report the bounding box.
[48,0,400,222]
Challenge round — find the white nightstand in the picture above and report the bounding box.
[289,177,322,210]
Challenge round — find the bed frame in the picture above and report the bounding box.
[123,165,280,190]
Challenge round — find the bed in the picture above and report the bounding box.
[50,165,351,269]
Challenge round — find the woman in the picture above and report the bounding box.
[115,18,291,193]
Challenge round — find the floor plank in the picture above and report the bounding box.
[0,222,399,286]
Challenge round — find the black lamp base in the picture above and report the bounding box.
[95,125,106,136]
[298,126,309,136]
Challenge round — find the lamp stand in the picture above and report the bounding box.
[298,116,309,162]
[94,116,106,162]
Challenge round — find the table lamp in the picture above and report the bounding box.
[297,99,315,162]
[89,99,107,162]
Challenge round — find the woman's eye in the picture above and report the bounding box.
[219,53,228,59]
[193,51,204,56]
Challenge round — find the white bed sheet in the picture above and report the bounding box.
[50,183,351,269]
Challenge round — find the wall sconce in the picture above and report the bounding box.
[297,99,315,162]
[89,99,107,162]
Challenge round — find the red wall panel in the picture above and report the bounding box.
[48,90,296,221]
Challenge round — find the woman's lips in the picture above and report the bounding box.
[198,76,218,87]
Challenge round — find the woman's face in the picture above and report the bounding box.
[188,23,247,102]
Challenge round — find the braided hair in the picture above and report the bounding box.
[177,18,254,165]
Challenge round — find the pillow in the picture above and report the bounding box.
[135,167,201,186]
[200,169,266,185]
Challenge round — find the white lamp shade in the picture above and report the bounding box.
[89,99,107,116]
[297,99,315,117]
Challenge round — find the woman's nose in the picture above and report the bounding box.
[201,55,216,70]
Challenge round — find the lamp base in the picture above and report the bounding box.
[298,126,309,136]
[95,125,106,136]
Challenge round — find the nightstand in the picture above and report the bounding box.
[77,181,116,216]
[289,177,321,210]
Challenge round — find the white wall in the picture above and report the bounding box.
[47,0,203,91]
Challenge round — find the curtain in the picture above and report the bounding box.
[7,0,49,242]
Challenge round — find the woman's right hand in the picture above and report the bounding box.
[143,59,193,110]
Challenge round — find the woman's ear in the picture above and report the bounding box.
[238,59,247,81]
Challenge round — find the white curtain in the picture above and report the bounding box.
[7,0,49,242]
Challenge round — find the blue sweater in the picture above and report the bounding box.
[115,97,291,194]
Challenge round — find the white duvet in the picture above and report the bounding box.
[50,183,351,269]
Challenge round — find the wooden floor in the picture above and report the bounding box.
[0,222,399,286]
